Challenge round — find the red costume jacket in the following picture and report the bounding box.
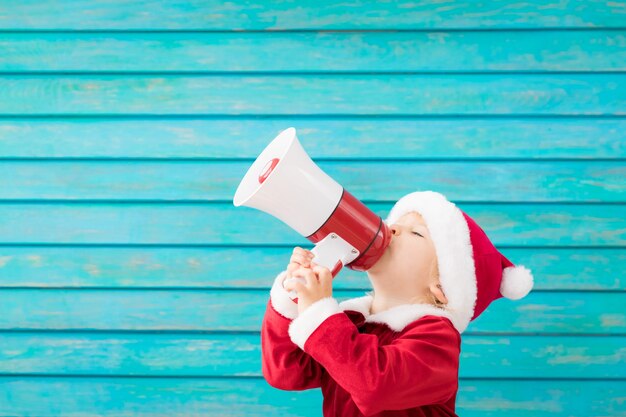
[261,271,462,417]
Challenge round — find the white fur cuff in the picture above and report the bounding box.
[288,297,341,350]
[269,270,299,320]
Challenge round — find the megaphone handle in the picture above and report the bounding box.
[285,259,344,304]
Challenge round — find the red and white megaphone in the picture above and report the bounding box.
[233,127,392,301]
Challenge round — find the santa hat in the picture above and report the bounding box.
[384,190,534,334]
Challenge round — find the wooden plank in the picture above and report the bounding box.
[0,333,623,377]
[0,75,624,115]
[0,247,622,291]
[0,203,622,246]
[2,31,625,72]
[0,0,623,30]
[0,377,622,417]
[0,290,622,334]
[1,118,624,159]
[1,160,624,202]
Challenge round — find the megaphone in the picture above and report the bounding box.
[233,127,392,301]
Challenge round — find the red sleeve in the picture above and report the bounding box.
[260,270,326,391]
[287,297,460,415]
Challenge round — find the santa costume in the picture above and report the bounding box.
[261,190,534,416]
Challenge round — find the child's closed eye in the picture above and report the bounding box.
[412,232,423,237]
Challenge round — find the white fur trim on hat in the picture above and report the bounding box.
[269,270,299,320]
[500,265,534,300]
[288,297,341,350]
[384,191,477,334]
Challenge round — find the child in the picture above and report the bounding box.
[261,190,534,416]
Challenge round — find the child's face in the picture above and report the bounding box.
[368,211,439,292]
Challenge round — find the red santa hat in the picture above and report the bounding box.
[384,190,534,334]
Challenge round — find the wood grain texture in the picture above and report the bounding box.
[1,1,624,415]
[0,74,624,115]
[0,203,622,245]
[0,0,624,30]
[0,247,622,290]
[1,118,624,159]
[1,31,625,72]
[0,333,623,377]
[0,378,622,417]
[0,290,623,334]
[1,160,624,202]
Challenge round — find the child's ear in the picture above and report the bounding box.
[428,260,447,304]
[429,282,448,305]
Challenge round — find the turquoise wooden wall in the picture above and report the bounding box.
[0,1,624,415]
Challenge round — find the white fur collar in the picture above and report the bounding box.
[339,293,455,333]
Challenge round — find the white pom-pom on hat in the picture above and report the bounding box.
[500,265,534,300]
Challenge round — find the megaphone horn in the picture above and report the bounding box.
[233,127,391,299]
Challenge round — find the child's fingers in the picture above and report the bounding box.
[286,258,314,281]
[292,266,318,287]
[293,246,314,256]
[312,264,333,290]
[291,254,311,267]
[289,250,314,268]
[292,247,314,261]
[292,246,312,258]
[311,263,330,277]
[283,276,307,292]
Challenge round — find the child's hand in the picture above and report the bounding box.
[287,246,315,272]
[283,262,333,315]
[281,247,315,291]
